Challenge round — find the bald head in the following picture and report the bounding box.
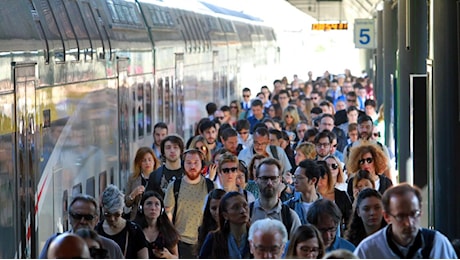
[48,233,90,259]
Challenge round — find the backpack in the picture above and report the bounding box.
[421,228,436,258]
[172,177,214,224]
[249,201,293,236]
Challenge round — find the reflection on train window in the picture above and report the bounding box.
[86,177,95,197]
[99,171,107,196]
[137,83,144,138]
[164,77,170,123]
[72,183,82,197]
[145,82,152,134]
[158,78,164,122]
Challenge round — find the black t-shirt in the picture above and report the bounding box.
[146,165,184,198]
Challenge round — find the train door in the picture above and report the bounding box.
[13,62,37,258]
[0,77,16,258]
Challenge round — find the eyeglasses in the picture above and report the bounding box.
[222,167,238,174]
[254,141,269,147]
[317,226,338,234]
[69,212,95,221]
[316,143,330,148]
[230,106,238,109]
[258,176,279,183]
[328,163,339,170]
[347,99,356,102]
[298,246,319,254]
[104,212,122,218]
[358,157,373,165]
[252,244,282,255]
[387,210,421,222]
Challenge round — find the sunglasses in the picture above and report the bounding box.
[69,212,95,221]
[358,157,373,165]
[243,95,250,98]
[216,116,224,120]
[222,167,238,174]
[328,163,339,170]
[373,132,380,137]
[104,212,122,218]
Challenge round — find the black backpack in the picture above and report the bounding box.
[172,177,214,224]
[249,201,294,236]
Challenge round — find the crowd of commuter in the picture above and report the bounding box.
[39,71,458,259]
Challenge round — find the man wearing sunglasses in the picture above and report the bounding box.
[355,183,457,258]
[39,194,123,259]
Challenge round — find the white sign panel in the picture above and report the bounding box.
[354,19,376,49]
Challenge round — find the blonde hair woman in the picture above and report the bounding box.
[283,105,300,132]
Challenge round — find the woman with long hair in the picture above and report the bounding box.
[96,185,148,258]
[199,192,251,258]
[316,161,352,233]
[346,142,392,198]
[229,100,242,124]
[268,103,283,121]
[345,188,386,246]
[134,191,179,258]
[285,224,325,259]
[283,105,300,132]
[125,147,161,220]
[351,170,376,201]
[196,189,227,255]
[324,155,347,191]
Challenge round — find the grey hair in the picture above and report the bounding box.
[248,218,288,244]
[101,184,125,213]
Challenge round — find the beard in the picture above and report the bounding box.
[260,185,277,198]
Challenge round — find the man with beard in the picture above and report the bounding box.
[249,158,300,239]
[39,194,123,258]
[343,115,390,167]
[164,149,216,259]
[146,134,184,198]
[199,120,222,157]
[354,183,457,258]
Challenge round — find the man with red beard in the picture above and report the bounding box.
[164,149,216,259]
[249,158,300,239]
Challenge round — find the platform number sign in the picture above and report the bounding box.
[354,19,376,49]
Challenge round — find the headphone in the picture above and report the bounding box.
[181,148,206,170]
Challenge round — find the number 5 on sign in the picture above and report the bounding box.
[354,19,376,49]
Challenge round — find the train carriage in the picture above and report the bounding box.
[0,0,278,257]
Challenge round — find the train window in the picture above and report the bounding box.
[65,1,91,52]
[137,83,145,138]
[106,0,120,23]
[157,78,164,122]
[49,0,79,61]
[72,183,82,197]
[165,11,174,26]
[145,82,152,134]
[81,2,106,60]
[86,177,95,197]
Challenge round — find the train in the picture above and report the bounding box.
[0,0,282,257]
